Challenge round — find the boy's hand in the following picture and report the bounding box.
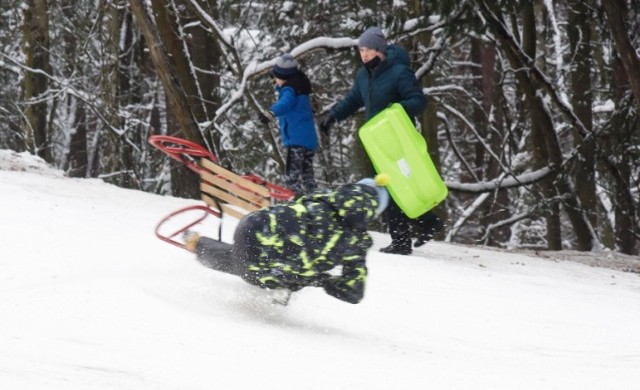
[259,111,275,125]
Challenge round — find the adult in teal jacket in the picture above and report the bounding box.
[320,26,443,255]
[265,54,319,197]
[324,41,425,123]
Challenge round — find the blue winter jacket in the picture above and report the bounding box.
[329,44,426,122]
[270,86,318,151]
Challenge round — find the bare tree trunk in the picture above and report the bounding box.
[59,0,88,177]
[519,1,562,250]
[129,0,208,198]
[67,105,89,178]
[607,57,639,255]
[183,0,221,150]
[100,1,129,186]
[150,1,205,125]
[410,1,447,237]
[602,0,640,111]
[472,37,510,245]
[168,0,222,199]
[567,0,597,243]
[128,0,200,141]
[421,68,447,235]
[21,0,52,162]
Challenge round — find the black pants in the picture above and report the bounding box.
[385,200,411,245]
[385,200,443,246]
[285,146,317,197]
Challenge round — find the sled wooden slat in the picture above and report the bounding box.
[201,194,246,220]
[198,158,272,219]
[200,181,264,213]
[219,203,246,220]
[200,158,271,197]
[200,170,269,208]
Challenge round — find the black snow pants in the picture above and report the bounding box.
[193,213,264,278]
[285,146,317,198]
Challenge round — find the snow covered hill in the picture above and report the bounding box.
[1,149,639,390]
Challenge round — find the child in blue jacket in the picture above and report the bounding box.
[264,53,319,198]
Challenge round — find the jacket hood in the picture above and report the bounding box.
[384,44,410,67]
[329,183,379,230]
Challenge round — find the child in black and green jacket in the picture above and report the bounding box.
[185,177,389,304]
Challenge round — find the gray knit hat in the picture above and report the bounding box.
[272,53,298,79]
[358,26,388,52]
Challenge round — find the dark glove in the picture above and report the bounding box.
[259,111,274,125]
[322,276,363,304]
[318,115,336,135]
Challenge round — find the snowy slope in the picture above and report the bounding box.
[1,150,639,390]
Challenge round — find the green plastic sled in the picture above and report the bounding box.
[358,103,448,218]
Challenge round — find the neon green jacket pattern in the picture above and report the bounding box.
[234,183,378,304]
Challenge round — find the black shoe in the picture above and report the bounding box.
[380,242,412,255]
[414,229,437,247]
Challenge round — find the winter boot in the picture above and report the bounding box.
[381,202,413,255]
[183,230,201,252]
[380,240,412,255]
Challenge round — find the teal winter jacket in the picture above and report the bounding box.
[329,44,426,122]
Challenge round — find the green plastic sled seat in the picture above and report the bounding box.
[358,103,448,218]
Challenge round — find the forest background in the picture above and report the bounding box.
[1,0,639,255]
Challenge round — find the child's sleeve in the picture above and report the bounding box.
[270,87,296,116]
[322,233,371,304]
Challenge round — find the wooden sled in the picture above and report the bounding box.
[149,135,294,250]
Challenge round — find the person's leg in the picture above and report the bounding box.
[380,200,412,255]
[413,210,444,247]
[284,146,304,197]
[232,211,287,288]
[300,148,317,193]
[194,212,268,282]
[232,212,264,261]
[194,237,246,276]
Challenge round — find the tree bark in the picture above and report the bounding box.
[128,0,200,142]
[60,0,88,177]
[101,2,129,186]
[602,0,640,111]
[472,37,510,246]
[567,0,597,244]
[22,0,52,162]
[183,0,221,150]
[519,1,562,250]
[129,0,206,198]
[607,57,639,255]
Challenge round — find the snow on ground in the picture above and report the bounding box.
[1,149,639,390]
